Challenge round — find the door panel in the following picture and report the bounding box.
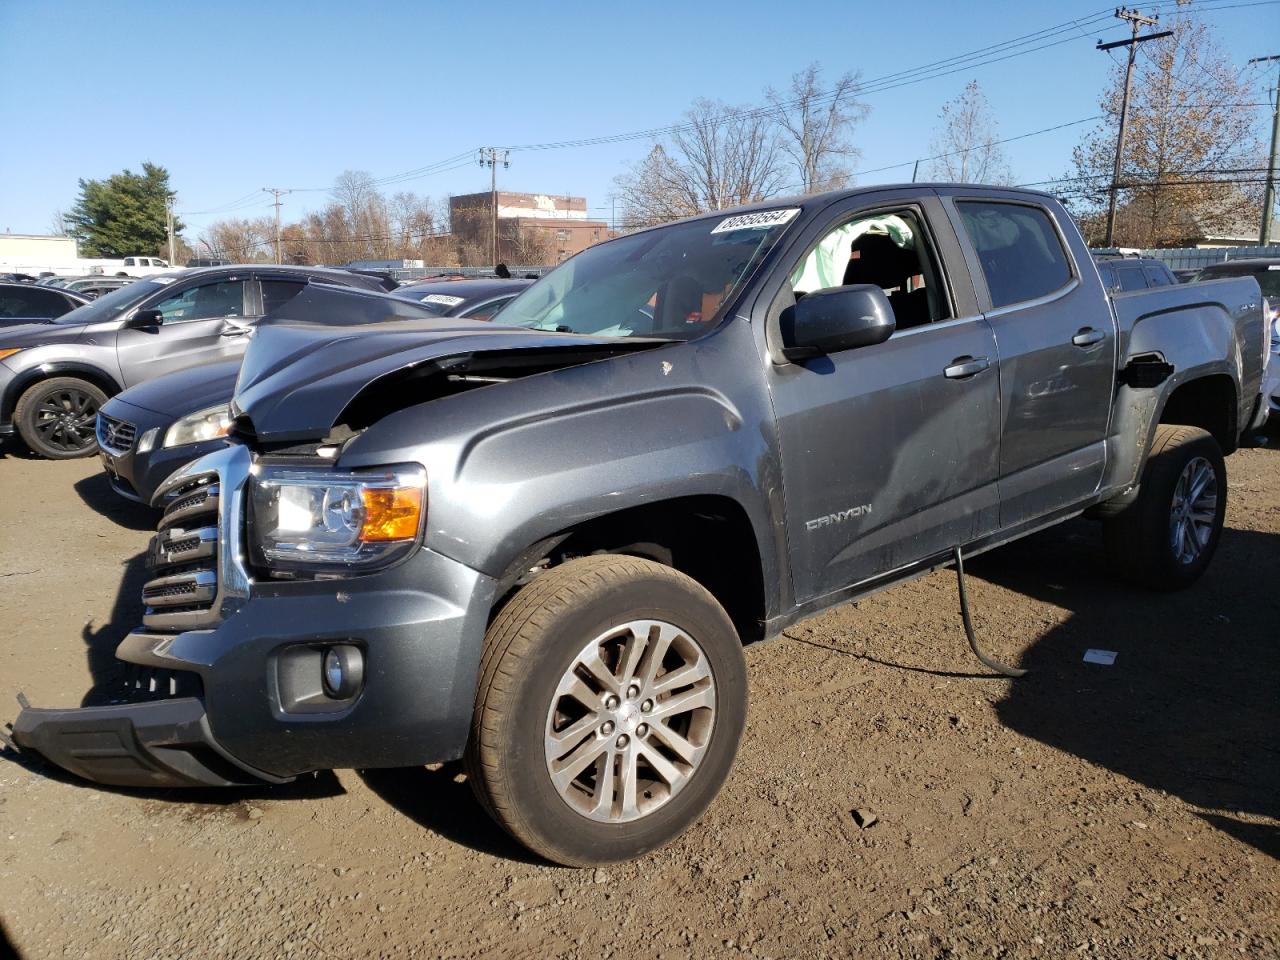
[771,316,1001,602]
[943,196,1115,527]
[116,279,251,386]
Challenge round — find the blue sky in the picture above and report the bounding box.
[0,0,1274,241]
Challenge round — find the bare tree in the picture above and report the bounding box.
[1067,14,1261,247]
[47,210,69,236]
[925,81,1013,185]
[766,63,868,193]
[614,99,786,229]
[201,217,273,261]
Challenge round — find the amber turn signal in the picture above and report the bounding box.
[359,486,424,542]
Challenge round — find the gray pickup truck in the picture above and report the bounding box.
[12,185,1267,866]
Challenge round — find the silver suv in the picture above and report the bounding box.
[0,265,386,458]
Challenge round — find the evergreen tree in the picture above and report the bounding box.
[64,163,181,257]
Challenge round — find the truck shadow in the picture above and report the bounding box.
[73,470,159,531]
[358,765,547,865]
[966,516,1279,859]
[79,551,150,706]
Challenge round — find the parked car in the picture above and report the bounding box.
[63,276,136,298]
[14,185,1265,867]
[1192,258,1280,425]
[0,282,89,326]
[389,277,532,320]
[186,258,232,268]
[0,265,388,459]
[0,272,40,283]
[97,279,534,503]
[1093,256,1177,293]
[113,256,171,277]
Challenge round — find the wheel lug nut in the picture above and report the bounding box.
[636,723,648,737]
[616,734,630,749]
[641,699,653,713]
[626,684,640,699]
[605,695,620,709]
[601,720,615,735]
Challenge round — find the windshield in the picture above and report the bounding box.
[52,277,171,324]
[497,210,796,338]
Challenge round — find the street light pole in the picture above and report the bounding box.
[1251,54,1280,245]
[478,148,510,268]
[1097,8,1172,247]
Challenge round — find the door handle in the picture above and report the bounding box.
[1072,327,1106,347]
[220,325,252,338]
[944,356,990,379]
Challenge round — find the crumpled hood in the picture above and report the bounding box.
[234,315,658,441]
[111,359,240,417]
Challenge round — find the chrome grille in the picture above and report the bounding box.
[96,413,137,455]
[143,475,221,631]
[140,444,253,634]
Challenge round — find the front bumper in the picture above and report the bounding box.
[12,696,287,788]
[13,444,499,789]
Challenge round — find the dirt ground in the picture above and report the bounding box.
[0,436,1276,960]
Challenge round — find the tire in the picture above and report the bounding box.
[466,555,747,866]
[1104,424,1227,590]
[14,376,108,459]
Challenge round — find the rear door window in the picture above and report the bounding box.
[1142,265,1172,287]
[259,279,308,315]
[0,287,73,318]
[956,201,1073,308]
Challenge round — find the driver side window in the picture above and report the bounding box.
[789,209,950,331]
[153,280,246,324]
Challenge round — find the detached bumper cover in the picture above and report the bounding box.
[12,696,288,788]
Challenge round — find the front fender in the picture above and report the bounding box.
[338,328,784,614]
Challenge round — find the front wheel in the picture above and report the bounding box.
[14,376,107,459]
[466,555,747,866]
[1104,424,1227,590]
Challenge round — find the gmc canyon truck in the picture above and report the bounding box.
[12,185,1267,866]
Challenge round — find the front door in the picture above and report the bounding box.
[943,195,1115,527]
[116,277,252,386]
[765,194,1002,603]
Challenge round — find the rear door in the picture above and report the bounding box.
[941,192,1115,527]
[763,189,1002,602]
[115,275,251,386]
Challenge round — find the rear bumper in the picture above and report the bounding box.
[12,696,288,788]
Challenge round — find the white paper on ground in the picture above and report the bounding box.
[1083,649,1118,665]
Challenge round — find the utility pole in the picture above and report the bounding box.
[478,148,510,267]
[164,195,176,265]
[1097,8,1173,247]
[262,187,291,264]
[1251,54,1280,245]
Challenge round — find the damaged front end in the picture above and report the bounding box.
[10,446,286,787]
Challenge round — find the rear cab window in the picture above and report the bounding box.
[956,201,1073,308]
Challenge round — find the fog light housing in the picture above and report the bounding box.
[322,645,364,700]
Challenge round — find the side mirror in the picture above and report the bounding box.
[126,308,163,330]
[779,284,896,362]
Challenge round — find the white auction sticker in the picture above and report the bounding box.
[421,294,465,306]
[1082,649,1118,665]
[710,208,800,234]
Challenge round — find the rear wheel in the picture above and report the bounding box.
[1104,424,1226,590]
[466,555,747,866]
[14,377,107,459]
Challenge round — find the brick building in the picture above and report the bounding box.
[448,191,609,263]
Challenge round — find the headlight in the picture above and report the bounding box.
[248,464,426,574]
[164,403,234,449]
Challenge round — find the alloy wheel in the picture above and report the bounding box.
[1169,455,1218,565]
[544,619,716,823]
